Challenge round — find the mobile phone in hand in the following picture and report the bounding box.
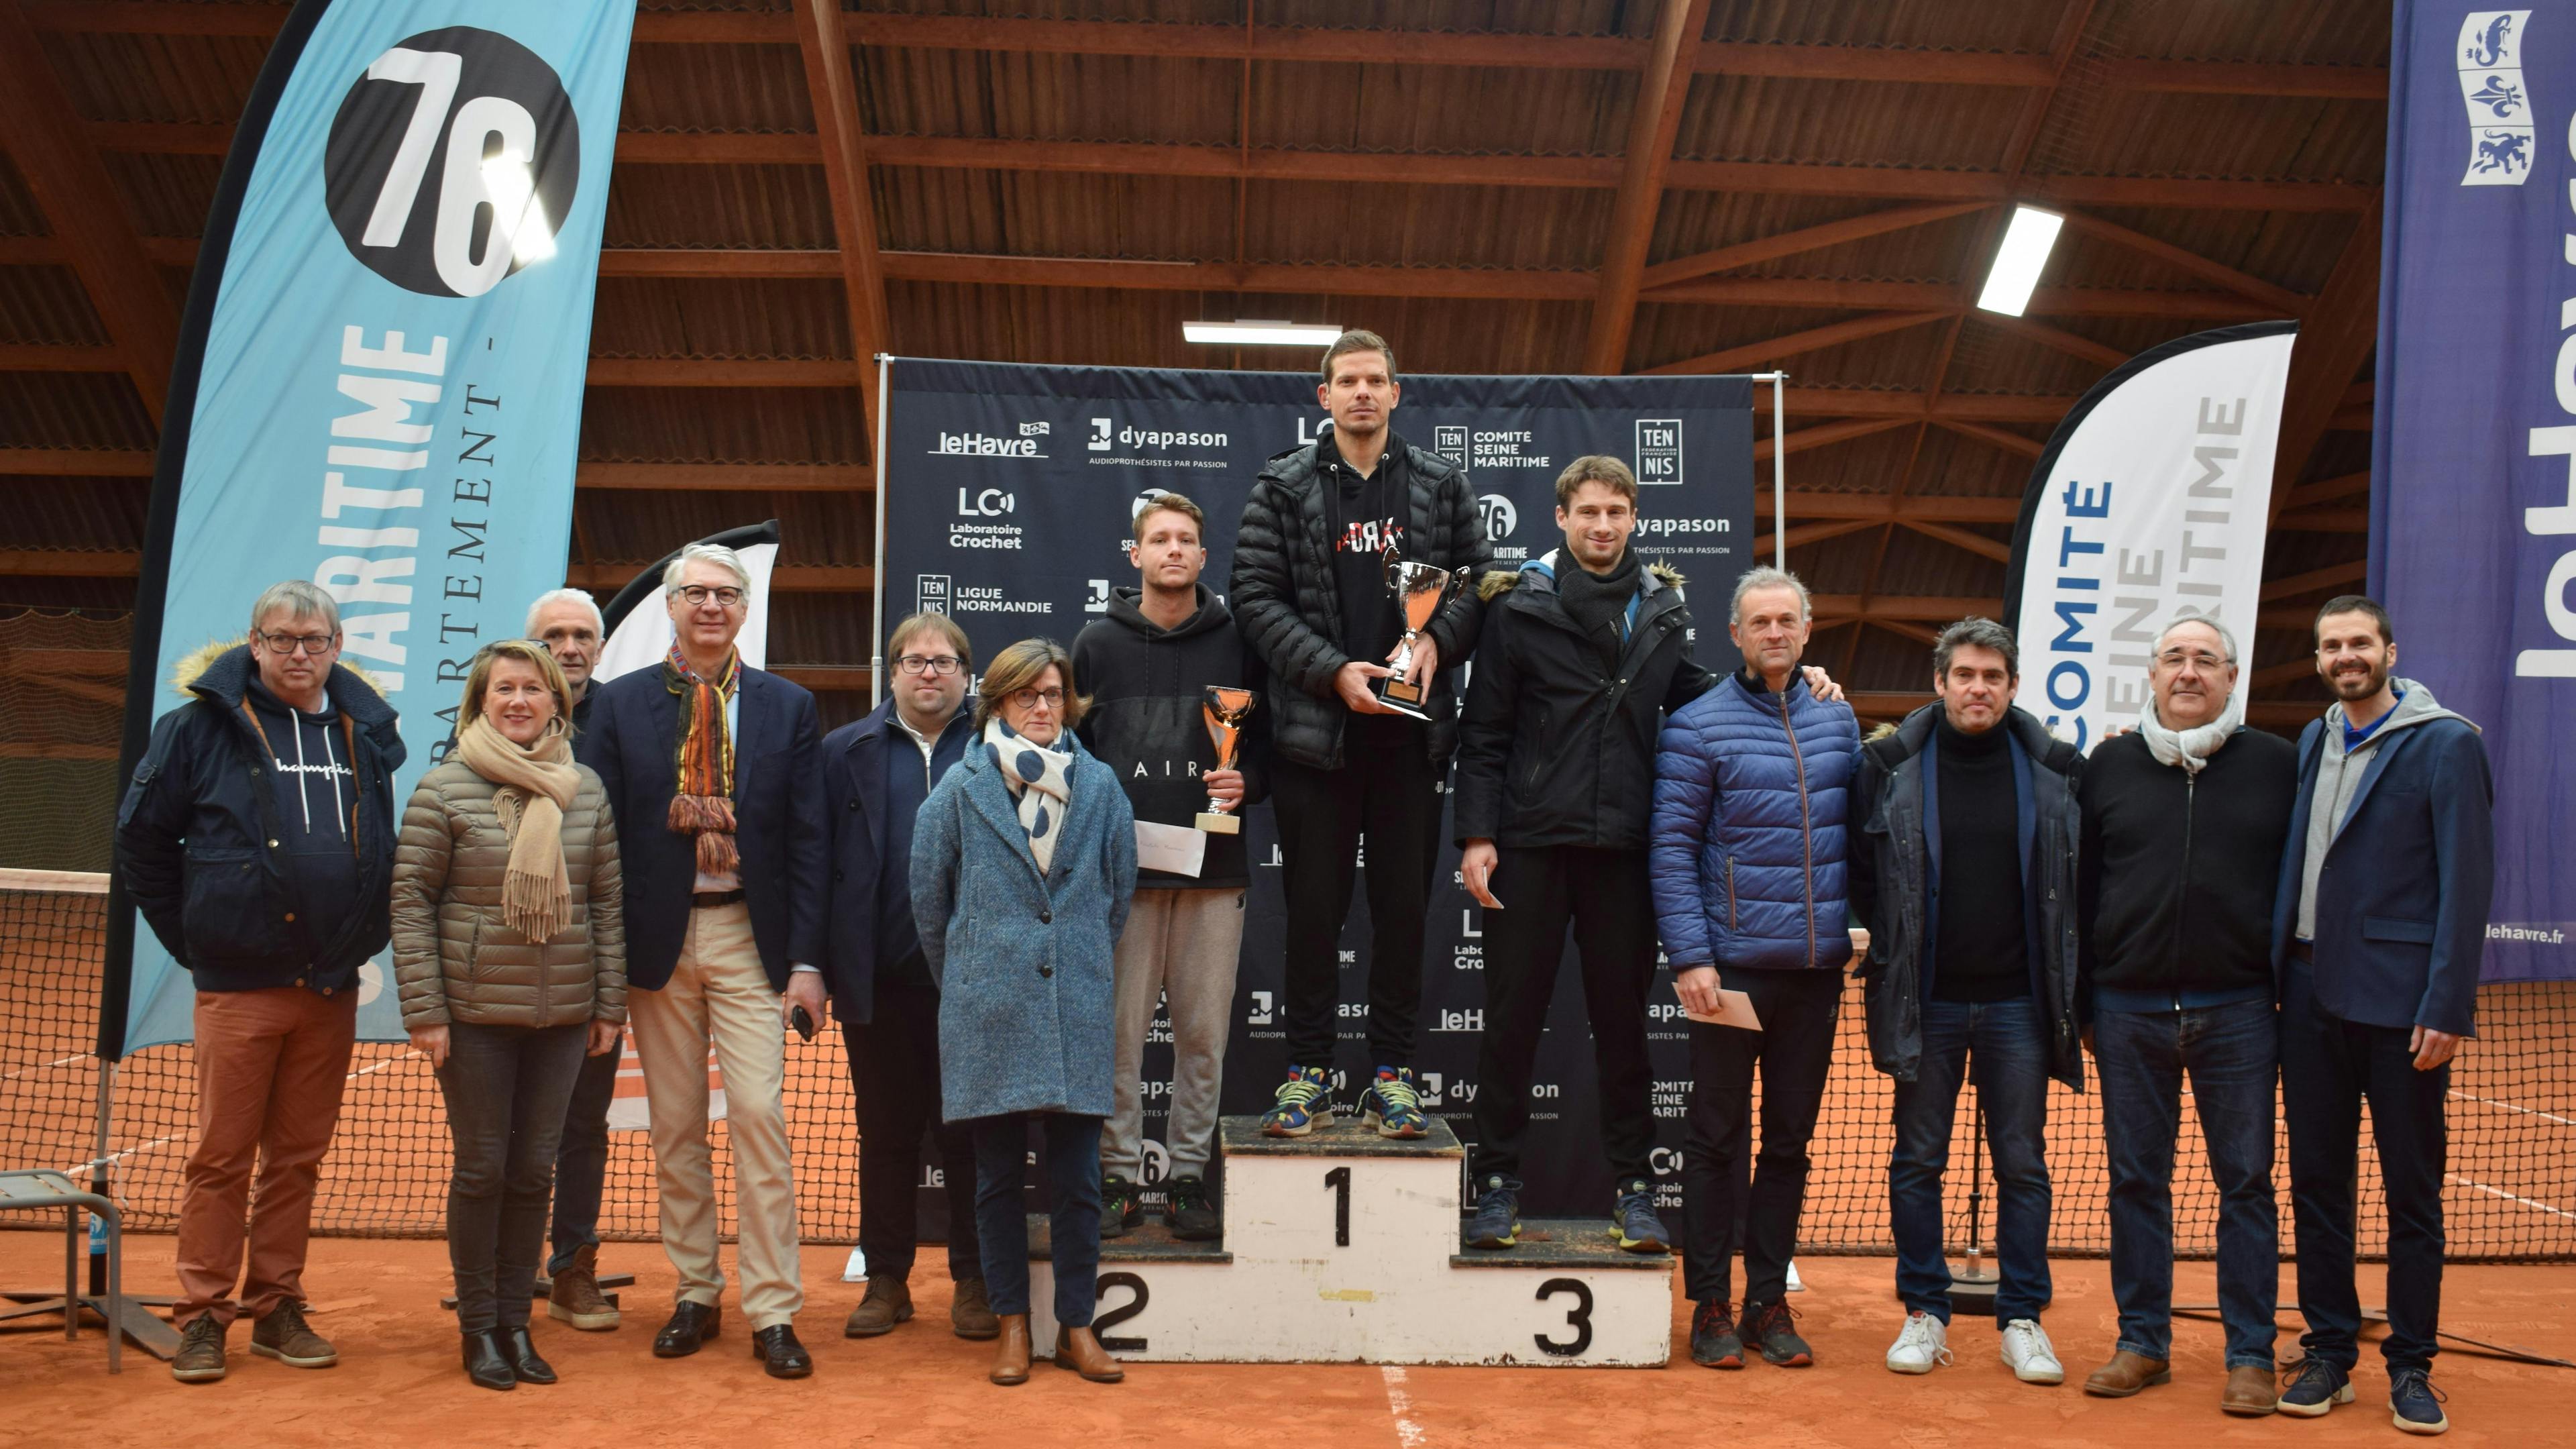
[790,1004,818,1042]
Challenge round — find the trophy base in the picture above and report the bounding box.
[1371,675,1435,722]
[1194,811,1241,835]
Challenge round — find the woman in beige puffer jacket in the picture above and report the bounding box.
[390,639,623,1391]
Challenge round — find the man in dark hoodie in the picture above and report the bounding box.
[2077,614,2296,1417]
[1453,455,1709,1258]
[1074,492,1269,1239]
[1227,329,1490,1140]
[117,580,407,1384]
[2269,596,2493,1436]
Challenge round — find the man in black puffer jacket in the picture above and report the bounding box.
[1226,329,1490,1140]
[1452,455,1711,1257]
[116,581,405,1383]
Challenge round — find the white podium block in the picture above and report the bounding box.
[1027,1116,1672,1366]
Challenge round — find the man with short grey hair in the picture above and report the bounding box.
[2078,614,2296,1415]
[1851,617,2081,1384]
[118,580,408,1383]
[588,539,827,1377]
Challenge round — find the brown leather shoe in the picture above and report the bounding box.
[844,1277,914,1338]
[1053,1325,1125,1383]
[547,1243,621,1331]
[2083,1348,2173,1397]
[989,1313,1031,1386]
[951,1278,999,1340]
[2222,1362,2279,1416]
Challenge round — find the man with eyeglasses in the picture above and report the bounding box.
[1073,492,1269,1241]
[2076,615,2296,1417]
[118,580,407,1383]
[586,543,828,1378]
[817,612,997,1343]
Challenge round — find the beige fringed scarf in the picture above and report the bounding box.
[455,713,580,943]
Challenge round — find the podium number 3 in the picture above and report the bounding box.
[1535,1278,1594,1356]
[1323,1166,1351,1246]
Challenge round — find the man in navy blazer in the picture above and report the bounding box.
[588,543,828,1378]
[816,611,994,1343]
[2269,595,2494,1435]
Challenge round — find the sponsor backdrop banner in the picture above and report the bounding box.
[2004,322,2298,755]
[881,359,1754,1218]
[2377,2,2575,980]
[111,0,633,1053]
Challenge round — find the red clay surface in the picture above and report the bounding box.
[2,1234,2567,1448]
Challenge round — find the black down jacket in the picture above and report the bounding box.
[1226,429,1491,770]
[1453,553,1715,849]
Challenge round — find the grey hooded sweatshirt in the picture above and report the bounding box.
[2294,678,2473,941]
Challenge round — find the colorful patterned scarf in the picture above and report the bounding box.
[662,641,739,875]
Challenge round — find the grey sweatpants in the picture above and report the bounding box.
[1102,887,1245,1181]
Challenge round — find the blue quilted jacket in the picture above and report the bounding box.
[1650,670,1862,971]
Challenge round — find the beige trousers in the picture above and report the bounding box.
[627,902,804,1328]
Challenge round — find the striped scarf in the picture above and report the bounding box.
[662,641,739,876]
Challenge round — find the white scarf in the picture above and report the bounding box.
[2136,686,2244,776]
[982,717,1073,874]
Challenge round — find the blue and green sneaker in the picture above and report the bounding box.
[1357,1065,1430,1139]
[1260,1064,1334,1137]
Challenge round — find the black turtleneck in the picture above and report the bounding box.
[1555,546,1638,672]
[1931,712,2028,1004]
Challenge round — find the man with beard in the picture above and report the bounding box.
[2269,596,2493,1437]
[2077,616,2296,1417]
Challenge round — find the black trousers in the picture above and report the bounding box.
[2282,962,2449,1371]
[546,1028,622,1274]
[437,1020,590,1332]
[1271,720,1443,1067]
[845,975,983,1284]
[1468,845,1658,1185]
[1680,968,1841,1308]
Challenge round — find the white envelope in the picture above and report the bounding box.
[1135,820,1207,878]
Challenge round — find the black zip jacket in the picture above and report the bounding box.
[1072,584,1273,888]
[2076,727,2298,1019]
[1453,550,1713,849]
[1227,425,1491,771]
[1852,704,2084,1087]
[115,643,407,994]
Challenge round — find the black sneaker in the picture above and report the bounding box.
[171,1313,227,1383]
[2390,1366,2449,1436]
[1743,1299,1813,1366]
[1689,1299,1743,1368]
[2277,1356,2354,1417]
[1465,1174,1522,1249]
[1099,1174,1144,1239]
[1165,1174,1222,1240]
[1607,1177,1671,1254]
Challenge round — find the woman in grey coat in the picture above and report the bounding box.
[911,637,1136,1387]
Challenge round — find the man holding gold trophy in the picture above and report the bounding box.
[1229,329,1493,1142]
[1073,493,1271,1240]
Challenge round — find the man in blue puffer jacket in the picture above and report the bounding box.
[1650,564,1860,1372]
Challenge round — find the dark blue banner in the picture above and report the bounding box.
[2376,5,2575,980]
[880,359,1757,1217]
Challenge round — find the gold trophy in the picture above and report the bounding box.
[1195,686,1258,833]
[1373,547,1471,721]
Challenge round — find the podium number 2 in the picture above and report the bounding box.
[1094,1272,1148,1352]
[1323,1166,1351,1246]
[1535,1278,1594,1357]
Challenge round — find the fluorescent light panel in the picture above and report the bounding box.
[1183,320,1341,346]
[1976,206,2063,317]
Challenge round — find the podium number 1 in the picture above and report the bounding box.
[1323,1166,1351,1246]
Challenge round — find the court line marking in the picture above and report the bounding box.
[1381,1364,1426,1448]
[2446,1172,2576,1222]
[58,1049,427,1175]
[2447,1088,2574,1127]
[1,1050,92,1082]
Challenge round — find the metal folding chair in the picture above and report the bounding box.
[0,1169,123,1373]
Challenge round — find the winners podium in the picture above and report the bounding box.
[1027,1116,1673,1366]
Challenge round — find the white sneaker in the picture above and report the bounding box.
[2000,1318,2063,1384]
[1886,1311,1950,1374]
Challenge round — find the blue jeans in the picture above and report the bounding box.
[969,1111,1104,1327]
[1890,997,2053,1325]
[2095,1000,2279,1368]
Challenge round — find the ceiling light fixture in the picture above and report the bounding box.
[1183,320,1342,347]
[1976,205,2064,317]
